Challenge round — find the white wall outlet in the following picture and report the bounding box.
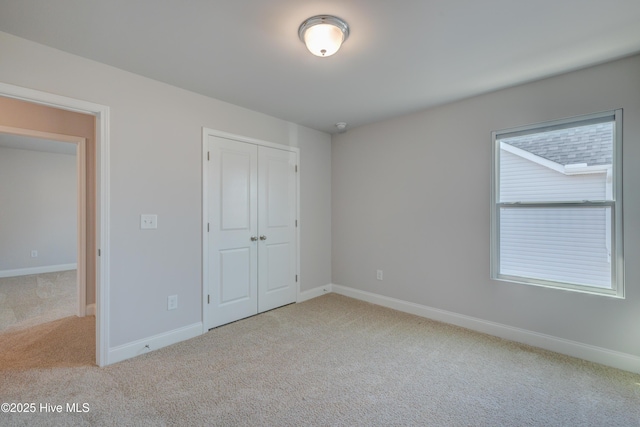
[140,214,158,229]
[31,250,38,258]
[376,270,383,281]
[168,295,178,310]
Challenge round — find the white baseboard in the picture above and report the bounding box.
[107,322,203,365]
[85,303,96,316]
[298,284,333,302]
[331,284,640,374]
[0,263,77,278]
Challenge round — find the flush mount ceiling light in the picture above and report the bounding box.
[298,15,350,57]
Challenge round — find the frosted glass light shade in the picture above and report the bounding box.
[299,15,349,57]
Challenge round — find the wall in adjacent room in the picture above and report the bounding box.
[0,146,77,272]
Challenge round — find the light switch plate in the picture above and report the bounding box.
[140,214,158,229]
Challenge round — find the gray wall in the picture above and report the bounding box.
[332,54,640,357]
[0,31,332,349]
[0,146,77,272]
[296,123,332,292]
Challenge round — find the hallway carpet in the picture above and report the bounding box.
[0,270,76,332]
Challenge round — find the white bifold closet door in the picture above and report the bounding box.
[207,136,297,329]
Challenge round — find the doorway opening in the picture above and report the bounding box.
[0,83,110,366]
[0,127,86,330]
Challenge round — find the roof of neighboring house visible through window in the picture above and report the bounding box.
[501,122,612,167]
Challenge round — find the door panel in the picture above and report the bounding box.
[219,248,251,303]
[208,136,258,328]
[258,146,297,312]
[266,159,290,227]
[220,151,252,231]
[265,243,291,292]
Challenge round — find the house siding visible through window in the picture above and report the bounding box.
[491,111,623,297]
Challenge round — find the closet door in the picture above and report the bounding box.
[207,136,258,328]
[206,136,297,329]
[257,146,298,312]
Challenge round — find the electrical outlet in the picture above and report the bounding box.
[376,270,383,281]
[168,295,178,310]
[31,250,38,258]
[140,214,158,229]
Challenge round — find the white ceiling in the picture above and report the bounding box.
[0,133,77,155]
[1,0,639,134]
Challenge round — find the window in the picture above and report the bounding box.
[491,110,623,297]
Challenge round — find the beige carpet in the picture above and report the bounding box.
[0,315,95,370]
[0,270,77,332]
[1,294,639,426]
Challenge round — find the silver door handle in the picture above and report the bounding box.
[259,235,267,241]
[250,236,258,241]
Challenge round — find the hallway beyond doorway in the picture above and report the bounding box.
[0,270,76,333]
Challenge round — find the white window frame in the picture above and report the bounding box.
[490,109,624,298]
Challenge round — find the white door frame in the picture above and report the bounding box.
[202,128,300,333]
[0,82,110,367]
[0,125,87,317]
